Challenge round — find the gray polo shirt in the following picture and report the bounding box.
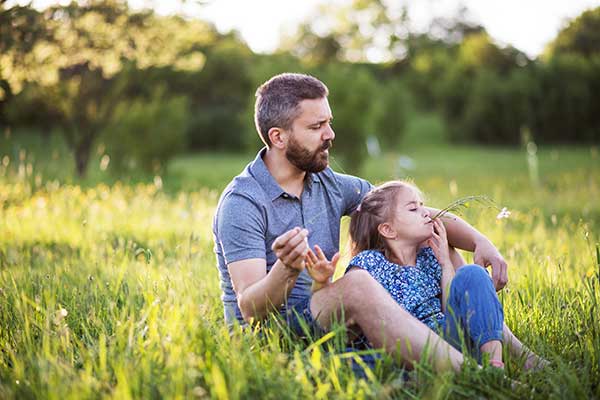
[213,148,372,325]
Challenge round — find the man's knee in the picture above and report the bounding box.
[329,269,386,312]
[341,268,382,294]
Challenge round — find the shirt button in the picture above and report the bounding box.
[282,194,289,198]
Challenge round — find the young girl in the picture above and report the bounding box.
[306,180,546,370]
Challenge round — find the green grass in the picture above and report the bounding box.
[1,134,599,398]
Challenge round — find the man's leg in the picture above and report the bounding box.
[310,268,465,372]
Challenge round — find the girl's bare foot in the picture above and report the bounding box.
[523,352,550,371]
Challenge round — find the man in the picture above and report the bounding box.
[213,73,508,371]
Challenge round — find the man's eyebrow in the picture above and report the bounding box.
[310,117,333,125]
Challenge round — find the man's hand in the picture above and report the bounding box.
[473,239,508,291]
[271,227,310,272]
[306,245,339,285]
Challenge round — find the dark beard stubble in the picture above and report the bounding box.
[286,136,332,173]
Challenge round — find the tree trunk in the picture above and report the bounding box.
[74,137,93,178]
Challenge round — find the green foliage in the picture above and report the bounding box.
[372,79,408,150]
[317,63,380,171]
[545,6,600,60]
[450,68,531,144]
[3,83,63,134]
[185,37,255,151]
[1,0,600,170]
[101,88,188,173]
[531,54,600,144]
[57,63,123,177]
[0,1,223,177]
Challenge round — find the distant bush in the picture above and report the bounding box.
[448,67,534,145]
[186,44,254,152]
[316,63,380,171]
[4,83,63,135]
[531,54,600,143]
[373,79,408,150]
[101,87,188,173]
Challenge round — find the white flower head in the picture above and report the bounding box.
[496,207,511,220]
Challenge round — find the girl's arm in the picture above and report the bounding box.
[440,265,455,312]
[428,220,454,311]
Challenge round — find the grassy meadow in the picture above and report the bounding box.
[1,134,599,399]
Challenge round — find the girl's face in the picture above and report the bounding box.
[385,186,433,244]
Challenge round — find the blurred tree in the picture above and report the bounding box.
[101,86,188,173]
[316,63,380,171]
[281,0,409,64]
[2,0,219,176]
[532,54,599,143]
[56,62,118,176]
[186,34,254,151]
[536,6,600,143]
[545,7,600,60]
[458,32,525,74]
[426,6,485,44]
[373,79,408,150]
[0,3,49,121]
[434,31,532,145]
[455,67,535,145]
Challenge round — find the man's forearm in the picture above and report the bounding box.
[237,260,301,322]
[429,208,488,251]
[428,208,508,290]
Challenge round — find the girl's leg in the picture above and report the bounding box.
[444,264,505,365]
[503,324,549,371]
[449,246,466,269]
[449,250,548,370]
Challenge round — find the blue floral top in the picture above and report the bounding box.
[347,247,445,330]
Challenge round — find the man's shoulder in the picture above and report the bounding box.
[218,164,265,205]
[315,167,369,191]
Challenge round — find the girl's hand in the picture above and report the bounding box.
[305,245,339,286]
[428,219,452,268]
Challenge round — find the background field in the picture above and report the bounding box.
[1,134,599,399]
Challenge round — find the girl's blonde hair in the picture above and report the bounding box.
[349,180,423,256]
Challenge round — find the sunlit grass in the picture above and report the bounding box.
[0,141,599,399]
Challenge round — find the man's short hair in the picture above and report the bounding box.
[254,73,329,147]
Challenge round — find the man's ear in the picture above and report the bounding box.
[268,127,286,149]
[378,222,396,240]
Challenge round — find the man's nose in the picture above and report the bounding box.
[323,124,335,141]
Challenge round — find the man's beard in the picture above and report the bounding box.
[286,135,332,173]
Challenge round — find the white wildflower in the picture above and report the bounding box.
[496,207,511,220]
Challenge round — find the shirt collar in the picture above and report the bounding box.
[249,148,320,201]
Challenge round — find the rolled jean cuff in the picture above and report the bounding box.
[477,330,504,346]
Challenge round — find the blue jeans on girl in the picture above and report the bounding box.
[440,264,504,361]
